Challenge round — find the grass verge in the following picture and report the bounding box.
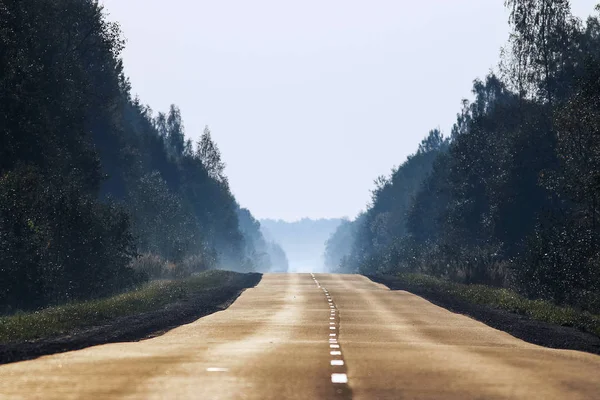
[383,273,600,338]
[0,270,247,344]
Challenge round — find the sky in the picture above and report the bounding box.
[100,0,599,221]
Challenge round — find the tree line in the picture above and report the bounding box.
[325,0,600,313]
[261,218,343,272]
[0,0,286,314]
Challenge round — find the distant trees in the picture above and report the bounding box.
[337,129,449,275]
[0,0,286,313]
[237,208,272,272]
[268,242,290,273]
[327,2,600,313]
[236,208,289,273]
[323,217,363,272]
[261,218,343,271]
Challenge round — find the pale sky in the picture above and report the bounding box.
[101,0,598,221]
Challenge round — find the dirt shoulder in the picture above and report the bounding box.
[0,272,261,365]
[368,274,600,356]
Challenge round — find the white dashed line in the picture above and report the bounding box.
[312,275,348,390]
[331,373,348,383]
[206,368,228,372]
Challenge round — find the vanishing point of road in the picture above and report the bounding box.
[1,274,599,399]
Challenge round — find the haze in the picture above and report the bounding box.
[3,1,600,396]
[101,0,597,221]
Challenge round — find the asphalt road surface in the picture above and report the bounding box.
[1,274,599,399]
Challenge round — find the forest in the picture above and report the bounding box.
[325,0,600,313]
[0,0,287,313]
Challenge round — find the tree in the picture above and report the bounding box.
[155,112,168,138]
[268,242,289,273]
[324,218,361,272]
[166,105,185,157]
[197,126,227,183]
[503,0,576,104]
[0,0,262,312]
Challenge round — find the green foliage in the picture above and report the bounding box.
[0,0,282,314]
[336,129,449,274]
[503,0,576,102]
[129,253,216,281]
[197,127,227,183]
[330,2,600,314]
[0,158,142,315]
[130,254,168,280]
[181,254,213,275]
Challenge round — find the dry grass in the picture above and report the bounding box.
[0,270,236,343]
[395,273,600,337]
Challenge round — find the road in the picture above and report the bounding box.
[1,274,599,399]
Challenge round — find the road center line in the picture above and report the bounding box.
[312,274,350,393]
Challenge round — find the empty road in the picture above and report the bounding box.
[1,274,599,399]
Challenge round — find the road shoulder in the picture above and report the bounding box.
[0,272,262,365]
[368,274,600,355]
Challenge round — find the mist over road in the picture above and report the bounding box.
[1,274,599,399]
